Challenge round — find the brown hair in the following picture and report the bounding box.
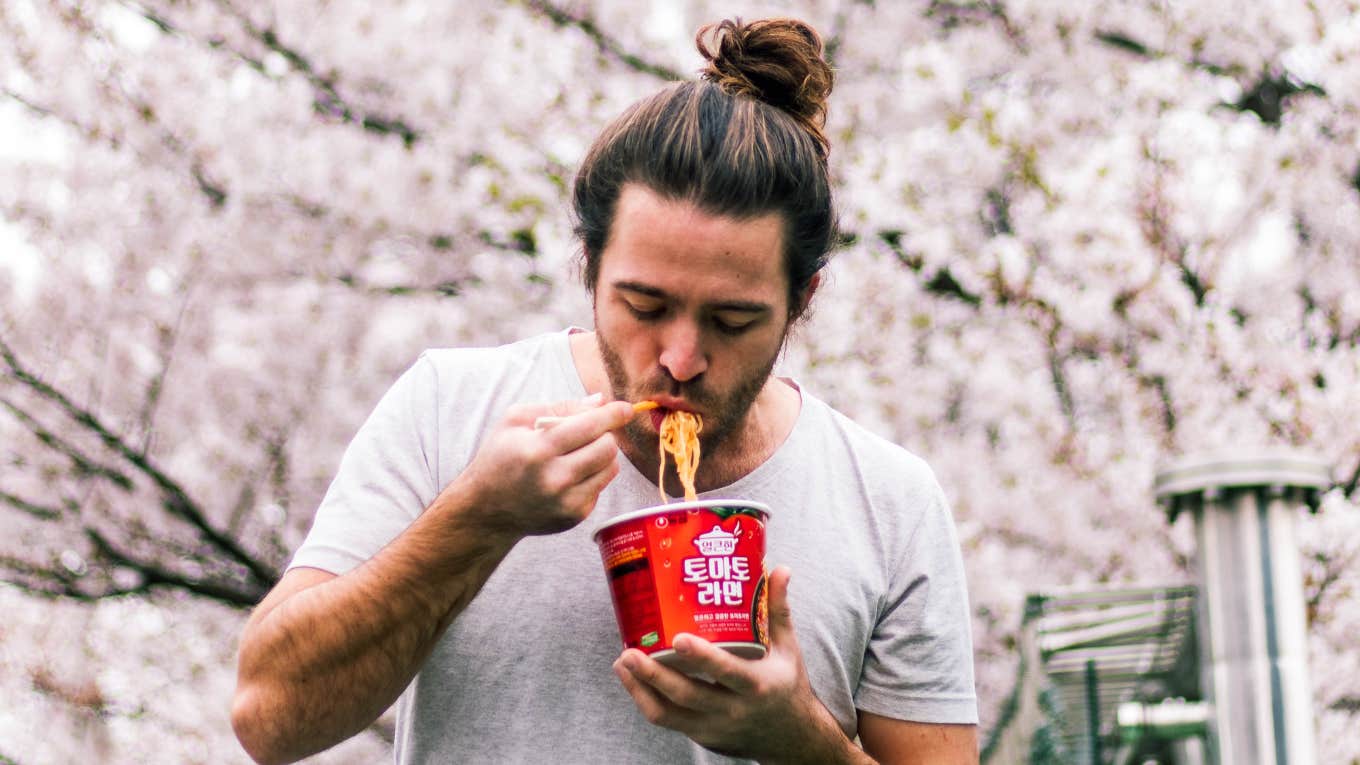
[572,17,837,319]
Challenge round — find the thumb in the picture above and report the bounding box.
[767,565,799,653]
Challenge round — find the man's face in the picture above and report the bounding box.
[593,183,793,456]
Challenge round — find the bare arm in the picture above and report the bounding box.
[857,713,978,765]
[231,399,634,764]
[230,494,513,764]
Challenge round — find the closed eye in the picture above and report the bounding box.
[712,311,762,334]
[623,298,665,320]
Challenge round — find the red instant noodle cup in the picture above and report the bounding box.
[593,500,770,666]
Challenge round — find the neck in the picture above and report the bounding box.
[684,378,791,494]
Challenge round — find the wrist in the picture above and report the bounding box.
[427,470,526,550]
[760,701,875,765]
[762,739,873,765]
[379,480,520,626]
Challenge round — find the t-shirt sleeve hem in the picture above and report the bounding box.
[853,690,980,725]
[286,547,363,577]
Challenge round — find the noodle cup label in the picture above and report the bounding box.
[593,500,770,666]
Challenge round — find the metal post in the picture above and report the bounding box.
[1085,659,1102,765]
[1154,450,1329,765]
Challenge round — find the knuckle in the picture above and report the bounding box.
[520,439,551,465]
[538,464,567,493]
[670,686,698,708]
[634,662,660,684]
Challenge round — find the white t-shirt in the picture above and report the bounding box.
[290,330,977,764]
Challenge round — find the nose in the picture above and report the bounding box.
[658,321,707,383]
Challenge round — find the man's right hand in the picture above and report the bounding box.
[453,395,635,538]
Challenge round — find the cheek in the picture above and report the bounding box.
[729,325,785,357]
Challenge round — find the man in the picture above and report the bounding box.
[232,17,978,764]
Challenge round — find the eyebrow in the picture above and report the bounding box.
[613,281,771,313]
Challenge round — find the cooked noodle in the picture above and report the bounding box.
[658,411,702,502]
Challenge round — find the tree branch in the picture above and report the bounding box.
[1305,545,1359,626]
[333,273,471,299]
[0,337,276,586]
[87,529,267,606]
[524,0,689,81]
[0,398,135,491]
[121,0,421,146]
[1046,343,1077,434]
[1096,29,1325,125]
[1341,458,1360,499]
[875,230,984,305]
[0,487,66,517]
[1,82,228,210]
[824,0,874,66]
[137,291,194,456]
[1138,147,1209,308]
[925,0,1027,51]
[0,490,65,521]
[1094,29,1240,78]
[213,0,421,147]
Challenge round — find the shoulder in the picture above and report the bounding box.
[414,331,567,380]
[375,330,573,438]
[799,392,943,504]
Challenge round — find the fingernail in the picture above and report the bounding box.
[673,634,692,653]
[581,392,603,405]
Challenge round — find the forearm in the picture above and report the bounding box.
[760,703,875,765]
[233,488,517,764]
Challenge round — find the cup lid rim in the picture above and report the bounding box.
[592,499,770,540]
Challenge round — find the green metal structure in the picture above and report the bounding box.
[982,586,1203,765]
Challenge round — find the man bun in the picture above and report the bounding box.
[696,18,835,159]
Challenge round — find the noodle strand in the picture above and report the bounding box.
[658,411,703,502]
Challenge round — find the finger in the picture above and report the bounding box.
[541,400,634,453]
[540,431,620,501]
[613,653,703,730]
[504,394,604,427]
[616,649,729,713]
[767,566,799,653]
[669,633,757,695]
[558,454,620,511]
[557,429,621,476]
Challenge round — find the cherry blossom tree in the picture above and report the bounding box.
[2,1,1358,762]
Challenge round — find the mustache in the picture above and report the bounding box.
[637,376,716,407]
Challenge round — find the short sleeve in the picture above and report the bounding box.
[288,354,441,575]
[854,473,979,724]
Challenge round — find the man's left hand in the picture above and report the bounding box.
[612,566,872,764]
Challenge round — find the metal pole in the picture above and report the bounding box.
[1154,450,1329,765]
[1086,658,1102,765]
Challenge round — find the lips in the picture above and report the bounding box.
[648,399,697,429]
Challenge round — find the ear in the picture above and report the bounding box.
[793,273,821,320]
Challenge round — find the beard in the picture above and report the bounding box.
[596,329,781,459]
